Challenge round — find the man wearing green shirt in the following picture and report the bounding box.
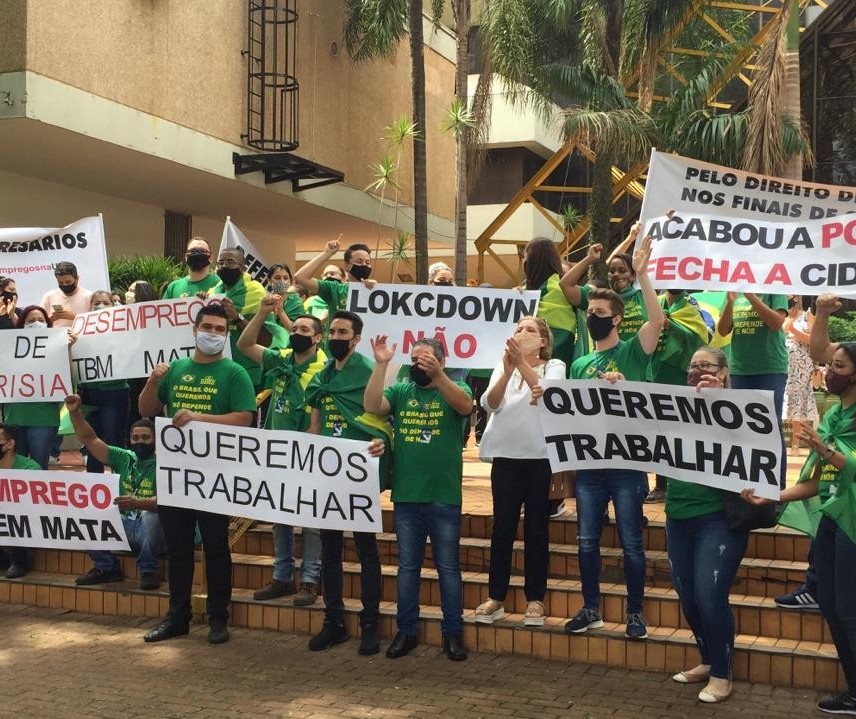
[138,303,257,645]
[237,298,326,606]
[0,424,41,579]
[66,396,164,591]
[365,336,473,662]
[303,310,388,655]
[161,237,220,299]
[565,235,663,641]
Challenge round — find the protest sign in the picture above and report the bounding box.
[639,151,856,294]
[69,296,229,383]
[0,216,111,307]
[0,328,72,403]
[220,218,271,285]
[538,379,782,499]
[155,418,382,532]
[347,283,541,368]
[0,469,130,550]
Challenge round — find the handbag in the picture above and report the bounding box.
[721,491,778,532]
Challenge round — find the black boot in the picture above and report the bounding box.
[442,633,467,661]
[308,621,347,651]
[358,622,381,656]
[386,631,418,658]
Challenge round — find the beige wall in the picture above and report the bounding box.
[11,0,455,220]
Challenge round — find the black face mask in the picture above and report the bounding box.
[586,313,616,341]
[327,338,352,361]
[289,333,314,354]
[217,267,242,286]
[409,365,432,387]
[187,253,211,271]
[59,283,77,296]
[349,265,372,281]
[131,443,155,461]
[787,298,797,310]
[433,280,453,287]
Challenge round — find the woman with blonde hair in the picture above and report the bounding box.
[474,316,566,627]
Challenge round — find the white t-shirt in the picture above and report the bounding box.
[479,358,566,461]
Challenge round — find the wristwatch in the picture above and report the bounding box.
[236,313,246,323]
[823,445,836,460]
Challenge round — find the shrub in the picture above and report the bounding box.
[108,255,186,298]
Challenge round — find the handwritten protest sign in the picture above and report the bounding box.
[0,328,72,403]
[347,283,540,368]
[155,419,382,532]
[639,151,856,294]
[69,297,229,383]
[538,380,782,499]
[0,470,130,550]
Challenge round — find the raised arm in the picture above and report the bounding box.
[633,235,665,354]
[560,243,602,306]
[718,292,735,336]
[744,293,786,332]
[364,335,394,416]
[65,394,110,466]
[811,293,842,364]
[139,363,168,417]
[294,237,341,295]
[236,295,278,365]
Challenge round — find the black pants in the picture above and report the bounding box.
[815,515,856,695]
[158,506,231,626]
[488,458,551,601]
[320,530,380,626]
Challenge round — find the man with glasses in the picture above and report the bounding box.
[162,237,219,299]
[563,235,664,642]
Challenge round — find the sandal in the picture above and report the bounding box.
[524,600,546,627]
[474,599,505,624]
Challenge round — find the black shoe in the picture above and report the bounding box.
[208,622,230,645]
[139,573,160,591]
[143,620,189,643]
[253,578,296,601]
[75,566,123,586]
[5,564,26,580]
[442,633,468,661]
[308,621,347,651]
[818,693,856,715]
[386,631,418,658]
[358,623,381,656]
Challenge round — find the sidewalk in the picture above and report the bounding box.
[2,604,822,719]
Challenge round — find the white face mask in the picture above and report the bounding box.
[195,331,227,356]
[92,303,111,311]
[26,321,47,329]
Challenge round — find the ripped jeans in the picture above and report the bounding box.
[666,511,748,679]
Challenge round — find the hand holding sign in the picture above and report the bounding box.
[172,409,199,427]
[598,370,626,384]
[740,488,773,506]
[367,438,386,457]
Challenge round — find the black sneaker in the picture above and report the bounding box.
[818,692,856,715]
[358,623,380,656]
[75,566,123,586]
[308,621,347,651]
[564,608,604,634]
[5,564,26,580]
[625,612,648,640]
[775,586,820,611]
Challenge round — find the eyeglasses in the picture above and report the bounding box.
[216,260,242,268]
[689,361,720,372]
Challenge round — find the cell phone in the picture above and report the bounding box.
[52,304,63,312]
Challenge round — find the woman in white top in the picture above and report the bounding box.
[474,316,566,626]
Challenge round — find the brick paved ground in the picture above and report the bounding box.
[3,604,824,719]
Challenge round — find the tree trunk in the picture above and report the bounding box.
[409,0,430,284]
[589,149,614,283]
[453,0,470,286]
[781,0,802,180]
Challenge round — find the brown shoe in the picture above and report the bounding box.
[253,579,296,601]
[292,582,318,606]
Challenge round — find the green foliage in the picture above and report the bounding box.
[107,255,185,297]
[829,313,856,344]
[442,97,476,137]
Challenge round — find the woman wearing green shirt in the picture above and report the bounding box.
[666,346,746,705]
[266,263,305,337]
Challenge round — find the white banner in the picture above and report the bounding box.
[0,328,73,403]
[538,379,782,499]
[0,470,130,550]
[155,419,382,532]
[220,218,271,285]
[0,216,111,307]
[347,283,541,368]
[639,151,856,294]
[69,296,230,382]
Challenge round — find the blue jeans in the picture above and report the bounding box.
[16,426,59,470]
[575,469,647,614]
[81,387,129,473]
[394,502,463,635]
[272,524,321,584]
[666,511,748,679]
[731,373,786,488]
[89,511,165,574]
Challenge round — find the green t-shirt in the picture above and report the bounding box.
[664,480,724,520]
[316,279,349,331]
[162,273,220,299]
[261,347,327,431]
[304,294,329,318]
[79,380,130,392]
[579,285,646,342]
[157,357,257,417]
[106,445,156,516]
[282,292,306,321]
[12,454,41,470]
[729,294,788,376]
[3,402,62,428]
[383,381,471,505]
[570,335,651,382]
